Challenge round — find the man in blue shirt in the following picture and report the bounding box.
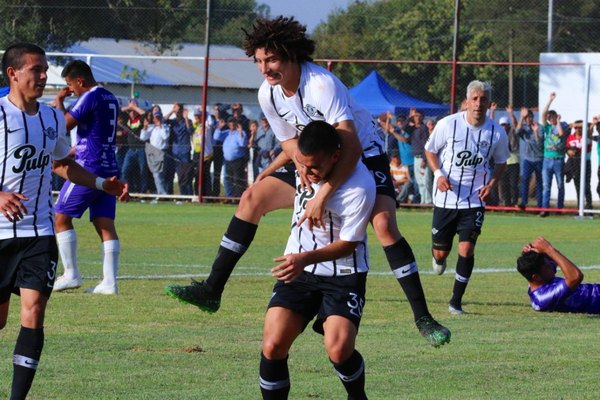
[517,236,600,314]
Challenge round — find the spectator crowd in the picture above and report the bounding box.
[62,95,599,210]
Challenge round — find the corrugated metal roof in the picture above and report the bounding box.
[63,38,263,89]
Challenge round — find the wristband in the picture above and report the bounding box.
[433,169,444,179]
[95,177,106,191]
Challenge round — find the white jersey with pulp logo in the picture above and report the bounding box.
[425,111,509,209]
[285,162,375,277]
[0,96,70,239]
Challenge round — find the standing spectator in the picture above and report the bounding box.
[0,43,127,399]
[248,118,279,181]
[592,116,600,199]
[115,111,130,178]
[421,118,436,204]
[389,113,418,202]
[52,60,123,295]
[165,103,194,196]
[212,117,229,197]
[377,112,399,157]
[498,108,519,207]
[259,121,374,400]
[223,117,249,198]
[540,92,567,217]
[565,120,592,209]
[192,107,214,196]
[258,116,279,174]
[424,80,509,315]
[121,99,149,193]
[517,107,544,210]
[141,109,170,195]
[389,150,413,203]
[231,102,250,133]
[405,108,430,204]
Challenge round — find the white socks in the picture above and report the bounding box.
[101,239,120,287]
[56,229,80,279]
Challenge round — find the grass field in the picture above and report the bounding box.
[1,202,599,399]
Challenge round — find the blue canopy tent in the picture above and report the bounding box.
[0,86,9,97]
[349,70,449,117]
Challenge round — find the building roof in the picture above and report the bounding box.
[57,38,263,89]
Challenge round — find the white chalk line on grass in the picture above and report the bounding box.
[77,262,600,280]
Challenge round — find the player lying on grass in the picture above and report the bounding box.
[517,236,600,314]
[259,121,373,400]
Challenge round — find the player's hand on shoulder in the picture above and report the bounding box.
[0,191,28,222]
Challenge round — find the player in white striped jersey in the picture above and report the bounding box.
[424,80,509,315]
[260,121,373,400]
[0,43,128,400]
[165,16,450,348]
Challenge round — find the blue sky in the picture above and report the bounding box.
[257,0,358,32]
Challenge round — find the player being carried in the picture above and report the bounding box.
[166,16,450,347]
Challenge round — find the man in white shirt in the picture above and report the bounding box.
[425,80,509,315]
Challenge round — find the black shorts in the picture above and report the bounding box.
[268,271,367,335]
[431,207,485,251]
[270,162,296,187]
[0,236,58,303]
[272,154,397,201]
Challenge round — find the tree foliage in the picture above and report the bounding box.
[0,0,261,52]
[312,0,600,108]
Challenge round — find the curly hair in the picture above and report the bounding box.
[242,16,315,63]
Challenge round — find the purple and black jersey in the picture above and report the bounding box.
[529,277,600,314]
[69,86,119,177]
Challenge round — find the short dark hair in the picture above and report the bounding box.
[298,121,340,156]
[516,251,545,281]
[2,42,46,82]
[242,16,315,64]
[61,59,95,82]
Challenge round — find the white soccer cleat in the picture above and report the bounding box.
[432,257,447,275]
[448,304,466,315]
[53,275,83,292]
[84,283,118,295]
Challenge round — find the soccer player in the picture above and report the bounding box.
[516,236,600,314]
[166,16,450,347]
[0,43,128,400]
[260,121,372,399]
[51,60,122,295]
[424,80,510,315]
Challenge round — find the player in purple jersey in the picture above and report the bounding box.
[52,60,123,295]
[0,43,128,400]
[517,236,600,314]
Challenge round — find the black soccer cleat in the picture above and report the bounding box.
[165,279,221,313]
[416,315,451,348]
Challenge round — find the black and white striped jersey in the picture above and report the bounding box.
[425,111,509,209]
[258,62,384,159]
[284,162,375,277]
[0,96,70,239]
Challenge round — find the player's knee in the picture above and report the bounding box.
[371,213,399,243]
[325,340,354,364]
[262,337,289,360]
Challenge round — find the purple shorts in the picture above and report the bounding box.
[55,181,116,220]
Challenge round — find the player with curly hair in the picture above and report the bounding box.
[166,16,450,347]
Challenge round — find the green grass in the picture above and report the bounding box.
[1,203,599,399]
